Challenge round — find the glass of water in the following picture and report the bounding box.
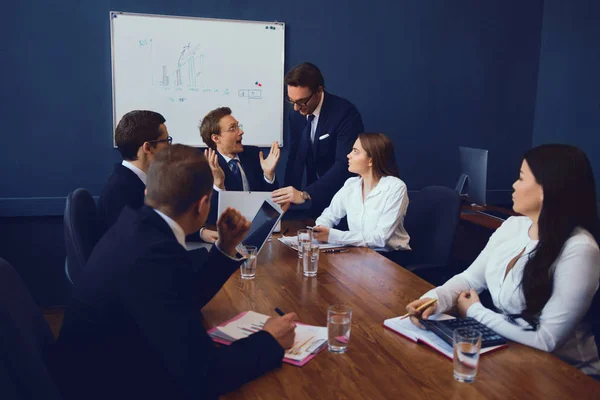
[240,245,258,280]
[297,229,313,259]
[327,304,352,353]
[302,243,319,277]
[453,328,482,383]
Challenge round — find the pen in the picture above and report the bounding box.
[322,249,349,253]
[399,298,438,320]
[306,226,314,230]
[274,307,285,316]
[281,228,289,236]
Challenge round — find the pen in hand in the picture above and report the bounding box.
[399,298,438,320]
[274,307,285,316]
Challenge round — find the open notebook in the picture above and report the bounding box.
[278,235,345,251]
[383,314,506,360]
[208,311,328,367]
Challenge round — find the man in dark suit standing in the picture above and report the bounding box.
[272,62,364,216]
[199,107,280,223]
[54,145,297,400]
[98,110,218,242]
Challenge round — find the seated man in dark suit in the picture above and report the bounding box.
[53,144,297,400]
[98,109,218,242]
[199,107,280,223]
[272,62,365,216]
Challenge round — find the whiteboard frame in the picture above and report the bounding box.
[109,11,286,148]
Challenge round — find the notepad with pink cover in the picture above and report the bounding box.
[208,311,328,367]
[383,314,507,360]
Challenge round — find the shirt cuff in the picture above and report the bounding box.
[213,184,224,192]
[263,174,275,184]
[199,227,205,241]
[328,228,343,244]
[466,302,487,319]
[214,243,245,262]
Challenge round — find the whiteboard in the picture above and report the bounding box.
[110,12,285,147]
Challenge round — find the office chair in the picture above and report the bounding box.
[389,186,461,285]
[0,258,63,399]
[64,188,100,285]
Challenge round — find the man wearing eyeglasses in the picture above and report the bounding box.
[98,110,219,242]
[272,62,364,216]
[199,107,281,224]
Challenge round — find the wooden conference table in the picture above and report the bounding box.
[202,221,599,400]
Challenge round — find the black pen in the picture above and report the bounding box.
[281,228,289,236]
[274,307,285,316]
[322,249,349,253]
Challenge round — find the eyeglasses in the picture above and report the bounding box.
[221,124,243,133]
[287,92,314,108]
[147,136,173,145]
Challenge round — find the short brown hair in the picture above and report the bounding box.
[358,133,400,181]
[285,62,325,92]
[145,144,213,217]
[115,110,166,161]
[199,107,232,150]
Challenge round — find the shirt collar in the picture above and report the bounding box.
[310,91,325,119]
[152,209,187,249]
[121,160,147,186]
[218,152,240,164]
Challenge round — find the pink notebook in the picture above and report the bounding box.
[208,311,328,367]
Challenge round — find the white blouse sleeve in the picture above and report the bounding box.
[314,184,348,228]
[421,218,516,313]
[327,182,407,249]
[467,241,600,352]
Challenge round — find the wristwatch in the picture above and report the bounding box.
[301,191,312,201]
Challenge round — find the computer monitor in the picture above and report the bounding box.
[455,146,488,206]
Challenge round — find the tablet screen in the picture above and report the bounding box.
[242,201,282,252]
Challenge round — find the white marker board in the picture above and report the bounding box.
[110,12,285,146]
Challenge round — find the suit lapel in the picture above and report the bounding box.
[218,152,242,191]
[313,92,332,162]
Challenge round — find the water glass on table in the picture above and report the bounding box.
[240,245,258,280]
[453,328,482,383]
[327,304,352,353]
[297,229,313,259]
[302,243,319,277]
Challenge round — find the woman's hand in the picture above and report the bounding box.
[457,289,481,317]
[312,225,330,242]
[406,297,438,329]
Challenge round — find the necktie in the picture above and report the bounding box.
[228,159,243,190]
[303,114,317,184]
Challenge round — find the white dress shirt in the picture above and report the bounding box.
[423,216,600,375]
[213,152,274,192]
[309,91,325,143]
[121,160,147,186]
[315,176,410,251]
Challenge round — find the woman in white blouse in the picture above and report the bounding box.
[407,144,600,376]
[312,133,410,252]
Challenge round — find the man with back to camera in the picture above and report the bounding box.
[98,110,218,241]
[272,62,364,216]
[199,106,281,223]
[53,144,297,400]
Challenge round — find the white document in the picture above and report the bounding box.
[278,235,345,251]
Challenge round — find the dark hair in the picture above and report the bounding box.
[517,144,598,329]
[358,133,400,181]
[115,110,166,160]
[145,144,213,217]
[285,62,325,92]
[199,107,232,150]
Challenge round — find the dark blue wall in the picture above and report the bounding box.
[1,0,544,305]
[533,0,600,191]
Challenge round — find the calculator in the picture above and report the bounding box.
[419,317,507,348]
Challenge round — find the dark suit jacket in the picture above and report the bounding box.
[53,206,284,400]
[208,145,278,224]
[284,92,364,215]
[97,163,145,233]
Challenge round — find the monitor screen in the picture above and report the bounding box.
[242,201,282,253]
[457,146,488,206]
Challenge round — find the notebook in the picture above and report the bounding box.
[383,314,507,360]
[208,311,328,367]
[278,235,345,251]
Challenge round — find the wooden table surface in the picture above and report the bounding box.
[202,222,599,400]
